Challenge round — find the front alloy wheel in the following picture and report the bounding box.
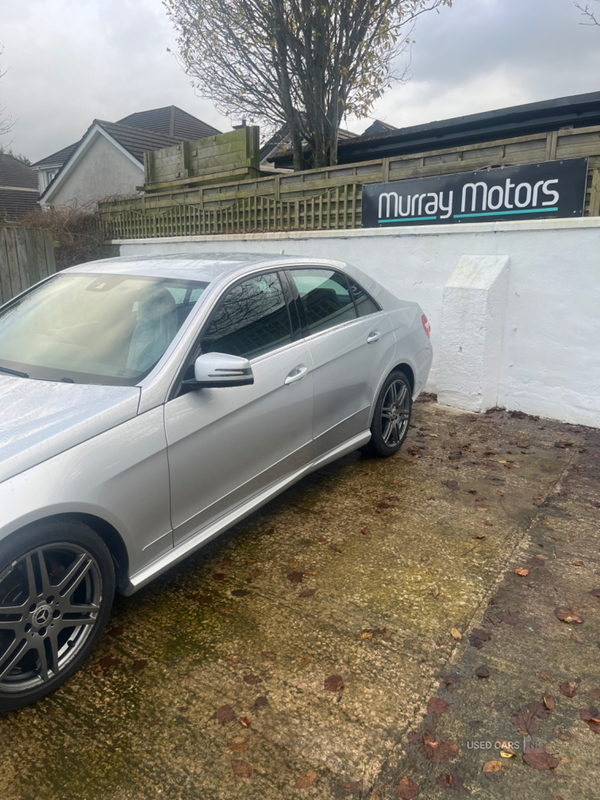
[0,521,114,711]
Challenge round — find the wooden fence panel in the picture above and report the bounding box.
[0,228,56,305]
[100,124,600,239]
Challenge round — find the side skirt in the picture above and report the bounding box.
[123,430,371,595]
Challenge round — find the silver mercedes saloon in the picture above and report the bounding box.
[0,253,432,709]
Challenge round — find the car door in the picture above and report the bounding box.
[164,270,314,546]
[287,267,395,456]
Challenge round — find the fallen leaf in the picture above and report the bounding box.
[554,607,583,624]
[98,656,120,670]
[213,573,226,581]
[543,693,556,710]
[482,761,502,773]
[239,717,251,728]
[108,626,123,637]
[216,705,236,725]
[324,675,345,692]
[218,607,234,614]
[451,628,462,641]
[262,651,276,660]
[243,674,263,685]
[251,696,269,712]
[132,659,148,672]
[476,666,490,678]
[500,751,515,759]
[490,701,505,711]
[571,632,584,644]
[514,568,529,577]
[427,697,449,715]
[316,536,327,543]
[522,750,559,770]
[498,610,519,626]
[191,594,212,604]
[231,589,251,598]
[420,736,459,763]
[469,628,491,649]
[301,656,311,666]
[287,571,303,583]
[436,772,463,790]
[228,737,249,752]
[589,688,600,701]
[231,759,252,777]
[358,631,374,640]
[555,728,570,741]
[295,772,317,788]
[528,700,549,719]
[579,708,600,733]
[511,710,540,735]
[342,780,363,794]
[299,589,316,598]
[442,480,459,491]
[432,586,440,597]
[382,628,393,640]
[361,527,370,535]
[559,682,577,698]
[396,777,419,799]
[429,433,438,437]
[540,672,554,683]
[573,560,582,567]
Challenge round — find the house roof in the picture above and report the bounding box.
[0,153,39,189]
[32,106,221,171]
[361,120,398,138]
[0,189,40,220]
[260,123,358,163]
[271,90,600,167]
[116,106,221,140]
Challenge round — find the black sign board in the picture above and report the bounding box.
[362,158,588,228]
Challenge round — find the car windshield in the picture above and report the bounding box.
[0,273,208,386]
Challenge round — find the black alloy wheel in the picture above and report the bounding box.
[0,521,114,711]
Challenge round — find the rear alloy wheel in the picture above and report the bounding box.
[0,521,114,711]
[364,370,412,457]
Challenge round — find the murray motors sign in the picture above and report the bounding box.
[362,158,588,228]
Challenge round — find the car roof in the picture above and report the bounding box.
[64,252,348,284]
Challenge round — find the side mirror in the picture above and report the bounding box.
[188,352,254,388]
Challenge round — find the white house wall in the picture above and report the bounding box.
[46,135,143,209]
[117,218,600,428]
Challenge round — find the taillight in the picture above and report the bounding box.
[421,314,431,339]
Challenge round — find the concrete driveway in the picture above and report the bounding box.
[1,399,598,800]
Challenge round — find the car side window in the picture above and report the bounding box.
[289,269,357,335]
[347,279,380,317]
[201,272,292,360]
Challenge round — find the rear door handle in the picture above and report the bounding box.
[284,364,308,385]
[367,330,381,344]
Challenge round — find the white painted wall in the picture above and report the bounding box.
[117,217,600,428]
[47,135,143,209]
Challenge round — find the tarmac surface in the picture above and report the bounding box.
[1,398,599,800]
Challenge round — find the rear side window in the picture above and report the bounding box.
[348,279,380,317]
[201,272,292,360]
[289,269,357,334]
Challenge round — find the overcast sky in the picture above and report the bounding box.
[1,0,599,164]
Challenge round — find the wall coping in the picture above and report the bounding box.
[113,215,600,246]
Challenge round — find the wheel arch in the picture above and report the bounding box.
[6,513,130,593]
[391,362,415,395]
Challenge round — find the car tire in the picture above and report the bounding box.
[0,520,115,712]
[364,369,412,458]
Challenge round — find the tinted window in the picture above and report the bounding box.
[348,279,380,317]
[201,272,292,359]
[290,269,357,334]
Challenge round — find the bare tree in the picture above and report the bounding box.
[576,0,599,25]
[164,0,451,169]
[0,45,12,137]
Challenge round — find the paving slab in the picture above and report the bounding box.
[0,400,597,800]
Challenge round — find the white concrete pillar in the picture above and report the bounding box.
[438,255,510,412]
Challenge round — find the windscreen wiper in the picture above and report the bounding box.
[0,366,29,378]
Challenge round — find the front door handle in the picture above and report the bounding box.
[284,364,308,385]
[367,330,381,344]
